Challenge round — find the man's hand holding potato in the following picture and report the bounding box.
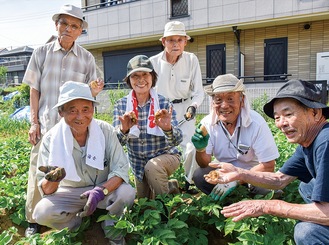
[89,78,104,97]
[191,123,209,152]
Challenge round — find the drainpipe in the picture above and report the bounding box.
[232,26,241,77]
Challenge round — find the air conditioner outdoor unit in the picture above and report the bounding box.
[316,52,329,87]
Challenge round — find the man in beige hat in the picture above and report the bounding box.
[206,80,329,244]
[22,4,104,236]
[150,21,204,194]
[191,74,279,201]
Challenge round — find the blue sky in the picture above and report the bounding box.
[0,0,81,50]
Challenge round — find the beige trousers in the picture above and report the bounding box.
[33,183,135,231]
[135,154,180,199]
[172,99,198,184]
[25,139,42,223]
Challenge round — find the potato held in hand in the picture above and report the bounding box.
[155,110,164,120]
[90,80,98,89]
[185,111,192,120]
[206,169,220,182]
[200,125,208,136]
[128,111,137,123]
[39,166,66,182]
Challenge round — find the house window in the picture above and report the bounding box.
[206,44,226,83]
[171,0,188,18]
[103,46,162,88]
[264,37,288,80]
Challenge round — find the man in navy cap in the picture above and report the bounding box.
[205,80,329,244]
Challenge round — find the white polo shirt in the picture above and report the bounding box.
[201,110,279,169]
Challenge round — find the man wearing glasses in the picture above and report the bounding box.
[22,4,103,237]
[191,74,280,201]
[150,21,204,194]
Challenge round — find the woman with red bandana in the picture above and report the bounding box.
[113,55,183,199]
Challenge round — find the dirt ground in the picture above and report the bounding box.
[0,209,108,245]
[1,197,230,245]
[1,212,230,245]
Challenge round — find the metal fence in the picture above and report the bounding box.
[196,78,328,115]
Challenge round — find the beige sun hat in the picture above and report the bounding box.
[160,21,191,41]
[53,81,99,109]
[204,74,245,96]
[52,4,88,29]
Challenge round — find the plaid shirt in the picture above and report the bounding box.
[23,39,97,134]
[113,94,183,181]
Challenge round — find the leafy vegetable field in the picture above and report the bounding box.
[0,89,301,244]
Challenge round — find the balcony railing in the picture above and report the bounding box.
[0,59,29,67]
[82,0,140,11]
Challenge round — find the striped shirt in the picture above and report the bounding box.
[23,39,97,134]
[113,94,183,181]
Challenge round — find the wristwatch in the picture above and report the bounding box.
[99,186,109,196]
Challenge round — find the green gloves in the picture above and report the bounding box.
[210,181,237,201]
[192,123,210,151]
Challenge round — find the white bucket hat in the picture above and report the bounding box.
[52,4,88,29]
[160,21,191,41]
[53,81,99,109]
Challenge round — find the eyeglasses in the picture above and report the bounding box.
[212,94,243,106]
[58,20,81,31]
[165,38,186,45]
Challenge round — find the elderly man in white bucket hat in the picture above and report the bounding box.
[22,4,104,236]
[150,21,204,194]
[33,81,134,244]
[191,74,279,201]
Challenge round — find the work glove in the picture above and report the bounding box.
[77,186,105,218]
[210,181,237,201]
[38,166,66,182]
[184,106,196,120]
[191,123,210,151]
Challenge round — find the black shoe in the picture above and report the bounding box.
[25,223,40,237]
[184,181,199,195]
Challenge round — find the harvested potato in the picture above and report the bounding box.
[200,125,208,136]
[185,111,192,119]
[129,111,137,123]
[208,169,220,179]
[39,166,66,182]
[154,110,163,120]
[90,80,98,89]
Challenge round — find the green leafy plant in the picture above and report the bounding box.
[0,91,302,244]
[11,84,30,109]
[0,227,17,245]
[0,66,7,86]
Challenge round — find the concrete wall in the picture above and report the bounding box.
[88,20,329,83]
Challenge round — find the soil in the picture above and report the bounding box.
[0,208,108,245]
[1,193,231,245]
[0,209,26,244]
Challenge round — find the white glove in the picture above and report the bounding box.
[210,181,237,201]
